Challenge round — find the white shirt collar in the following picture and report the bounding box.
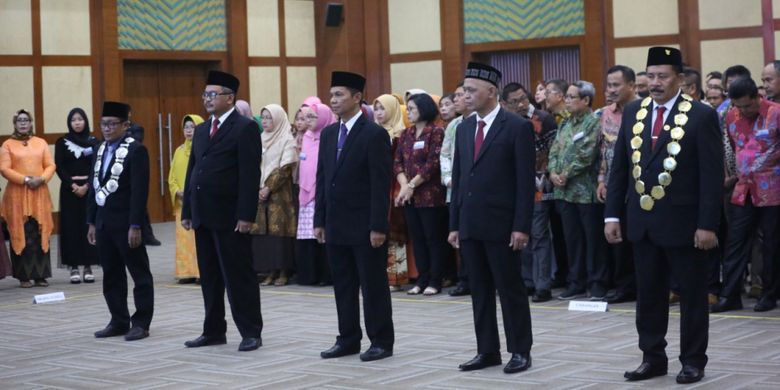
[341,110,363,132]
[212,106,236,128]
[476,104,501,126]
[653,90,682,112]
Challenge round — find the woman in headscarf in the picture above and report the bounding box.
[55,107,99,283]
[235,100,254,119]
[253,104,299,286]
[374,94,410,292]
[0,110,55,288]
[168,114,204,284]
[295,103,335,286]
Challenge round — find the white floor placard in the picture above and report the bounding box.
[33,292,65,304]
[568,300,608,312]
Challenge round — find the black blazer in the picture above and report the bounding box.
[605,95,724,247]
[449,108,536,241]
[314,113,392,246]
[86,136,150,230]
[182,110,262,230]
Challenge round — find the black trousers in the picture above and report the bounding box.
[404,206,449,289]
[327,243,394,349]
[550,203,568,283]
[609,206,635,294]
[461,239,532,354]
[295,239,331,285]
[97,226,154,330]
[556,201,608,292]
[194,227,263,339]
[633,238,709,369]
[720,198,780,300]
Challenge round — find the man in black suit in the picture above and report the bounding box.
[448,62,536,374]
[181,70,263,352]
[87,101,154,342]
[314,71,394,362]
[605,47,723,385]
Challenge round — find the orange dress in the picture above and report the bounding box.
[0,137,56,255]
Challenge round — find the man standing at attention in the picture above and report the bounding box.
[181,71,263,352]
[315,71,394,362]
[449,62,536,374]
[605,47,723,384]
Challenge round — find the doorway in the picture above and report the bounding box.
[123,61,215,223]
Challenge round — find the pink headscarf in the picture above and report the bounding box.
[299,103,336,206]
[301,96,322,107]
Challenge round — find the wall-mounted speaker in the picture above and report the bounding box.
[325,3,343,27]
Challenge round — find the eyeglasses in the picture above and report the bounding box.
[202,91,233,100]
[305,115,318,120]
[15,118,31,123]
[564,94,581,100]
[506,95,529,105]
[100,120,124,129]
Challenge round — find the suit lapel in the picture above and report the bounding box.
[335,114,364,172]
[648,95,683,164]
[203,111,237,154]
[474,109,505,164]
[639,106,654,169]
[461,116,476,170]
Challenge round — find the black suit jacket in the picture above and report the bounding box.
[605,95,724,247]
[314,113,392,246]
[86,136,150,230]
[182,110,262,230]
[449,108,536,241]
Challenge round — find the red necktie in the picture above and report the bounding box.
[209,118,220,139]
[651,106,666,149]
[474,120,486,160]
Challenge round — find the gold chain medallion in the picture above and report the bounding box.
[630,95,691,211]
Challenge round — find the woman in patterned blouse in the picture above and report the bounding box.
[393,93,448,296]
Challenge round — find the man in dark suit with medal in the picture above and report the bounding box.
[448,62,536,374]
[88,101,154,342]
[181,70,263,352]
[314,71,394,362]
[605,47,723,384]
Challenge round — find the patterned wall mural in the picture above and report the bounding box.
[464,0,585,44]
[118,0,227,51]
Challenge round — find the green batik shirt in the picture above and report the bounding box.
[547,110,601,204]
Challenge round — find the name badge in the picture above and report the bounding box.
[299,152,307,160]
[413,141,425,150]
[572,131,585,142]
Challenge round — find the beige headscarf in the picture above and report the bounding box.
[260,104,298,187]
[374,94,406,139]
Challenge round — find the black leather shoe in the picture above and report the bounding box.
[710,297,742,313]
[124,326,149,341]
[94,325,128,338]
[458,353,502,371]
[320,343,361,359]
[184,335,227,348]
[624,362,668,381]
[605,291,636,304]
[503,353,531,373]
[676,365,704,384]
[754,296,777,312]
[238,337,262,351]
[144,236,162,246]
[531,290,552,302]
[449,285,470,296]
[360,346,393,361]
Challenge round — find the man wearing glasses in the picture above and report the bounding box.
[88,101,154,342]
[181,70,264,352]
